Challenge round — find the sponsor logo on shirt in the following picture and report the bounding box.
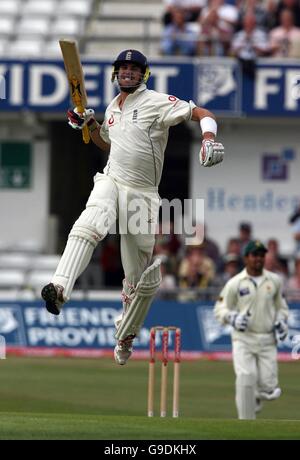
[239,287,250,296]
[108,114,114,126]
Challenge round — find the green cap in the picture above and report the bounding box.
[243,240,268,256]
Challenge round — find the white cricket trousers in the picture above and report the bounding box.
[232,333,278,419]
[52,173,160,299]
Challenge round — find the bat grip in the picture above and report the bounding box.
[82,125,90,144]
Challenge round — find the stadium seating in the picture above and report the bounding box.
[18,17,51,36]
[7,39,44,57]
[0,0,20,16]
[99,0,163,19]
[0,254,32,271]
[85,0,163,56]
[0,39,8,55]
[0,17,15,36]
[58,0,93,17]
[51,17,84,36]
[26,270,55,292]
[0,270,26,289]
[30,255,61,271]
[0,0,163,57]
[22,0,58,16]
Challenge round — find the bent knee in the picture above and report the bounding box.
[70,204,116,246]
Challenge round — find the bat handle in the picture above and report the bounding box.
[82,125,90,144]
[76,104,90,144]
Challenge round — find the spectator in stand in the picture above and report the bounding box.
[267,238,289,277]
[161,7,199,56]
[155,254,177,294]
[270,9,300,57]
[237,222,253,254]
[231,13,270,76]
[187,223,221,267]
[162,0,207,25]
[264,251,288,284]
[201,225,221,267]
[199,0,239,55]
[217,253,241,285]
[286,254,300,300]
[237,0,270,31]
[225,237,244,270]
[153,222,179,275]
[178,245,215,289]
[269,0,300,28]
[289,202,300,253]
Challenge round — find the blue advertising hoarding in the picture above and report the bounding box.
[0,57,299,116]
[1,300,299,360]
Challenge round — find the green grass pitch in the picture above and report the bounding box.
[0,357,299,439]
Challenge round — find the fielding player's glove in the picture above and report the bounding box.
[199,139,224,167]
[274,320,288,341]
[227,311,249,332]
[67,108,95,130]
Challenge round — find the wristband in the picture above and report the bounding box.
[87,118,99,133]
[200,117,217,136]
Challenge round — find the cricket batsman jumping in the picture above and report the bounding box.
[41,49,225,365]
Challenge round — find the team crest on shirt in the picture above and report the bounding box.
[132,109,138,123]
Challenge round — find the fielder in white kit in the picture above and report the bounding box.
[214,240,289,419]
[42,49,225,365]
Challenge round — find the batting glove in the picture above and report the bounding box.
[67,108,95,130]
[199,139,224,167]
[227,312,249,332]
[274,320,288,341]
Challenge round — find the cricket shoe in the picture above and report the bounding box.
[259,387,282,401]
[114,334,136,365]
[41,283,65,316]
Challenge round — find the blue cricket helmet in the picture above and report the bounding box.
[111,49,151,84]
[113,49,148,72]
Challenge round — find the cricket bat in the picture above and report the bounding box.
[59,39,90,144]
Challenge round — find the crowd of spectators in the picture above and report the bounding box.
[160,0,300,65]
[77,220,300,302]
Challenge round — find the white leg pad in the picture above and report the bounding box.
[52,236,94,300]
[114,279,135,329]
[115,258,162,340]
[236,374,256,420]
[52,204,114,300]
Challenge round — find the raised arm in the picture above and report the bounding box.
[191,106,224,167]
[67,108,110,152]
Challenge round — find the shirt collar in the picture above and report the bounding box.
[242,268,269,280]
[112,83,147,109]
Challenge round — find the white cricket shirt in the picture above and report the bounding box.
[100,84,196,188]
[214,268,289,335]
